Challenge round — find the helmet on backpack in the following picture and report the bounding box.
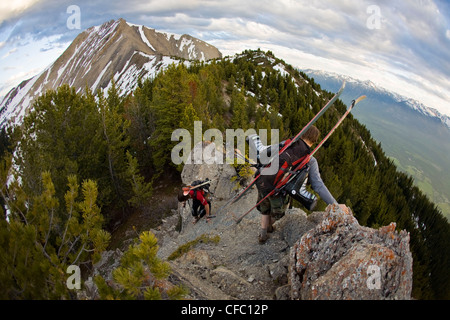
[191,178,211,193]
[178,188,190,202]
[178,178,211,202]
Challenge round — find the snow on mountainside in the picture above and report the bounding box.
[0,18,222,127]
[303,69,450,130]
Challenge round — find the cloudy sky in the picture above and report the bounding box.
[1,0,449,116]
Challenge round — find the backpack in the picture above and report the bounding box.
[190,179,211,198]
[256,139,310,196]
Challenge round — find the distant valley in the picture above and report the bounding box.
[304,69,450,221]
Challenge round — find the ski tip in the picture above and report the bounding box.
[355,95,367,104]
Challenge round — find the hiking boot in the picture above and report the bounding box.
[267,225,276,233]
[192,216,201,224]
[258,233,269,244]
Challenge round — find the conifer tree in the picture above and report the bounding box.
[14,83,140,221]
[125,151,153,208]
[0,170,109,299]
[256,114,272,143]
[94,231,187,300]
[97,87,131,206]
[125,79,155,177]
[106,79,124,113]
[3,48,447,299]
[179,103,200,137]
[211,113,225,133]
[197,66,224,123]
[226,75,236,95]
[150,64,192,173]
[15,85,103,204]
[230,87,248,130]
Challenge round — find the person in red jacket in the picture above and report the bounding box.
[178,181,212,224]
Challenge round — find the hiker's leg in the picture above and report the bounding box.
[192,200,201,223]
[198,206,206,218]
[192,199,201,216]
[269,194,288,223]
[257,191,271,243]
[261,214,270,229]
[205,201,213,222]
[267,216,276,233]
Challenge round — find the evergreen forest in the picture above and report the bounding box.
[0,49,448,299]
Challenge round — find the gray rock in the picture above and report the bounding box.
[289,204,413,300]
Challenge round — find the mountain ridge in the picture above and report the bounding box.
[0,18,222,127]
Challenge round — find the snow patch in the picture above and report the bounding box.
[164,32,182,42]
[138,26,156,51]
[0,72,41,127]
[179,37,198,60]
[273,63,289,78]
[91,61,112,92]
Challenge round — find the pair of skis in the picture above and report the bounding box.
[214,82,347,218]
[230,86,366,224]
[227,81,346,208]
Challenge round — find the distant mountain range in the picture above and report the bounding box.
[0,18,222,127]
[304,69,450,130]
[303,69,450,220]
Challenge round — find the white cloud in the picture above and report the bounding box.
[211,35,450,117]
[0,0,40,23]
[0,32,70,97]
[0,0,449,116]
[0,68,40,97]
[2,47,17,59]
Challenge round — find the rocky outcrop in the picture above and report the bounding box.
[289,204,413,300]
[151,141,413,300]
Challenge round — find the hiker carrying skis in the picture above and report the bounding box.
[178,179,213,224]
[255,125,338,244]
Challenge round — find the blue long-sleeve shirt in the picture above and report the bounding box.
[308,157,337,205]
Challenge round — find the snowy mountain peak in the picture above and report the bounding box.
[0,18,222,127]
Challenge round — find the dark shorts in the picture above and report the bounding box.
[192,199,211,218]
[257,190,289,220]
